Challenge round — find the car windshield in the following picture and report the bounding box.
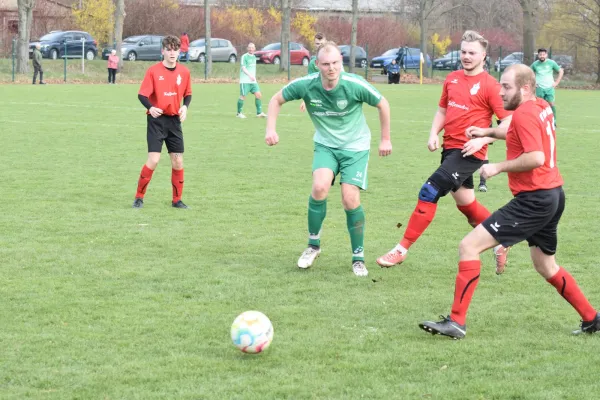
[262,43,280,50]
[124,36,143,43]
[444,51,458,58]
[191,39,205,47]
[383,48,399,56]
[39,32,63,41]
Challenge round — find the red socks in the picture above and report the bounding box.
[457,199,491,228]
[400,200,437,249]
[450,260,481,325]
[171,168,184,203]
[135,165,154,199]
[547,267,597,321]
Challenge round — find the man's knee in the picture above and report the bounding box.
[239,95,246,101]
[255,92,262,100]
[418,173,451,203]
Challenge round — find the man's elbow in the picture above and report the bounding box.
[532,152,545,167]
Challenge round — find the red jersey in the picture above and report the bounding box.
[438,70,511,160]
[139,62,192,117]
[506,98,563,195]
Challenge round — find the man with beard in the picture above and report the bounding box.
[419,64,600,339]
[531,48,563,125]
[265,42,392,277]
[377,30,512,274]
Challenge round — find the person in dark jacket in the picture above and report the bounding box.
[387,59,400,84]
[32,44,45,85]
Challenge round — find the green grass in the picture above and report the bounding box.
[1,83,600,399]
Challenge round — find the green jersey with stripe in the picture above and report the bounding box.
[531,59,560,89]
[308,56,318,74]
[240,52,257,83]
[282,71,382,151]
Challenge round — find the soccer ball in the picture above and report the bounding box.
[230,311,274,354]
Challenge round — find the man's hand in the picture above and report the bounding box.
[300,101,306,112]
[265,129,279,146]
[178,105,188,122]
[379,139,392,156]
[480,163,500,180]
[149,107,163,118]
[552,81,559,88]
[427,134,440,152]
[462,137,486,157]
[466,126,488,139]
[250,75,256,82]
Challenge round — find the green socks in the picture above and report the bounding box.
[255,98,263,114]
[237,99,243,114]
[307,196,327,247]
[346,205,365,262]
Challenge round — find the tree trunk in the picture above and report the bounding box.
[350,0,358,74]
[16,0,35,74]
[520,0,537,66]
[597,46,600,85]
[205,0,212,76]
[419,3,430,78]
[280,0,290,72]
[114,0,125,69]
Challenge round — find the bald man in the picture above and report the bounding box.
[419,64,599,339]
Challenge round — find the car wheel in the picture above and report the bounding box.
[85,50,95,60]
[302,57,309,67]
[273,56,280,65]
[127,51,137,61]
[360,59,367,68]
[50,49,58,60]
[198,53,205,63]
[228,54,237,63]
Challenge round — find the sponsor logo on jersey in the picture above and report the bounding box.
[450,78,458,84]
[159,76,165,81]
[448,101,469,111]
[164,92,178,97]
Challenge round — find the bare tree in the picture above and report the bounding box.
[16,0,35,74]
[114,0,125,69]
[349,0,358,73]
[205,0,212,76]
[280,0,290,71]
[519,0,539,65]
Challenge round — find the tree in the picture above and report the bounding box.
[349,0,358,73]
[114,0,125,69]
[16,0,35,74]
[519,0,539,65]
[280,0,290,72]
[205,0,212,76]
[72,0,115,48]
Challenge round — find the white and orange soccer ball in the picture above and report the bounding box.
[230,311,274,354]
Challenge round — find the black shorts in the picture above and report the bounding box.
[428,148,485,196]
[147,114,184,153]
[482,187,565,255]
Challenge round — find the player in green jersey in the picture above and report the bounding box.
[300,32,326,113]
[531,48,563,124]
[265,42,393,277]
[237,43,267,118]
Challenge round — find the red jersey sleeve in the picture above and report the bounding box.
[438,78,449,108]
[139,68,154,97]
[183,70,192,97]
[514,111,544,153]
[487,79,511,120]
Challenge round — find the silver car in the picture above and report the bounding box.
[188,38,237,63]
[121,35,164,61]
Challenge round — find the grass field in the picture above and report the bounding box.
[2,82,600,399]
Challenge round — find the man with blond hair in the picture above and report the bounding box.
[237,43,266,118]
[419,64,599,339]
[265,42,392,277]
[377,30,512,273]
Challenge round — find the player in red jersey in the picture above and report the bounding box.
[419,64,600,339]
[133,35,192,209]
[377,31,513,272]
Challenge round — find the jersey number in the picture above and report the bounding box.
[545,117,556,168]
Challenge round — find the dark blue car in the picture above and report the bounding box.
[370,47,431,74]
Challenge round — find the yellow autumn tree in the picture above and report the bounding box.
[268,6,281,24]
[72,0,115,46]
[292,12,317,48]
[226,6,264,38]
[431,33,451,55]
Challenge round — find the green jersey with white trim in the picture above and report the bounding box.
[531,59,561,89]
[308,56,318,74]
[240,53,257,83]
[282,71,382,151]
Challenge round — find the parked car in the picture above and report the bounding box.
[494,52,523,71]
[188,38,237,63]
[552,54,574,74]
[433,50,461,70]
[254,42,310,66]
[338,45,368,68]
[117,35,164,61]
[29,30,97,60]
[372,47,431,74]
[369,48,400,69]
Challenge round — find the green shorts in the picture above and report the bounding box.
[240,83,260,96]
[312,142,370,190]
[536,87,555,103]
